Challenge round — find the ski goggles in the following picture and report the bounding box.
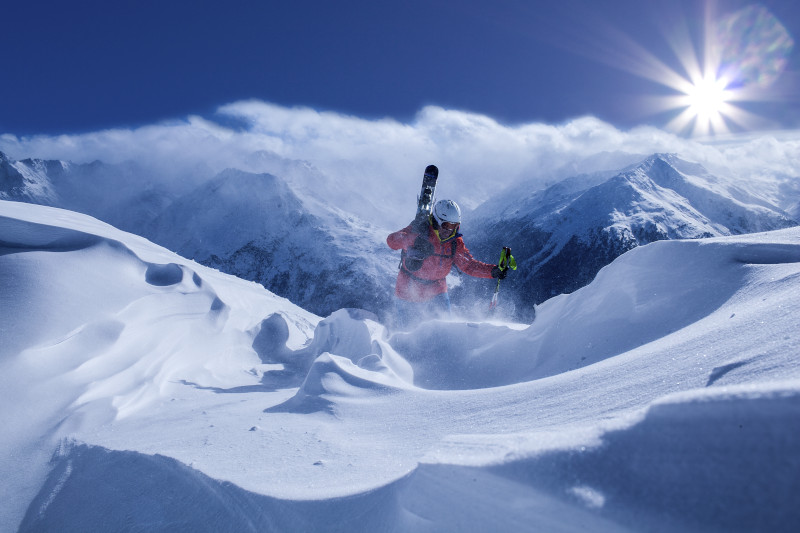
[440,221,459,231]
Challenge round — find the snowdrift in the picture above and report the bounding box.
[2,200,799,532]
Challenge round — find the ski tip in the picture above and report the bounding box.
[424,165,439,179]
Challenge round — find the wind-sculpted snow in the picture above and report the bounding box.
[253,309,414,413]
[20,442,417,533]
[21,441,622,533]
[393,229,800,388]
[485,384,800,532]
[0,217,231,405]
[21,385,800,532]
[0,201,319,528]
[2,201,800,532]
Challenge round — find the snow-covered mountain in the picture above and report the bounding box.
[144,168,398,318]
[0,150,174,233]
[0,150,64,204]
[462,154,798,321]
[2,200,799,532]
[0,151,397,318]
[4,150,799,324]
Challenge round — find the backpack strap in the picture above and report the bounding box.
[398,238,459,283]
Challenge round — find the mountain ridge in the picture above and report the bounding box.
[2,150,797,321]
[457,153,797,320]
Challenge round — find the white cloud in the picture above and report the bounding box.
[1,99,799,226]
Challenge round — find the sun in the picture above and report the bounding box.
[684,75,730,121]
[659,68,740,137]
[664,73,735,135]
[656,4,794,137]
[570,4,794,137]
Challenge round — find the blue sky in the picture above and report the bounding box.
[2,0,799,137]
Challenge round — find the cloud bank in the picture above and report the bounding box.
[1,100,799,226]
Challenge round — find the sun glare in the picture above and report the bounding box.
[577,3,794,137]
[666,72,735,135]
[658,4,795,136]
[685,75,730,119]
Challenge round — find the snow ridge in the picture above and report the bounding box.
[2,201,799,531]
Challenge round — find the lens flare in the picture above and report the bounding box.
[661,4,794,136]
[551,2,795,137]
[716,4,794,89]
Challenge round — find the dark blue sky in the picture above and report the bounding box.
[3,0,799,136]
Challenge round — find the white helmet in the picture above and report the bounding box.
[432,199,461,226]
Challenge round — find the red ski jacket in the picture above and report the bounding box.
[387,223,495,302]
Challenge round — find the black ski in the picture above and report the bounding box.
[416,164,439,217]
[410,164,438,233]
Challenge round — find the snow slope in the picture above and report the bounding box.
[2,200,799,532]
[0,151,398,319]
[463,153,798,319]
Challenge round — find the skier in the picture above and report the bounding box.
[387,198,508,327]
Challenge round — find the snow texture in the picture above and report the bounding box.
[2,199,800,532]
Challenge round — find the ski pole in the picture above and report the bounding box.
[489,247,516,311]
